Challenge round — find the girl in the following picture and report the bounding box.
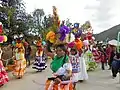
[0,47,9,87]
[45,44,73,90]
[12,46,26,79]
[32,45,47,72]
[69,48,80,89]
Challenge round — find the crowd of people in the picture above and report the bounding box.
[0,36,120,90]
[0,21,120,90]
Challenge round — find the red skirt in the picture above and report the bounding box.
[0,60,9,85]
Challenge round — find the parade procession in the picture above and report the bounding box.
[0,0,120,90]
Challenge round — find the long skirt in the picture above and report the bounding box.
[0,60,9,86]
[45,79,73,90]
[71,73,79,82]
[32,56,47,71]
[12,59,26,78]
[78,57,88,80]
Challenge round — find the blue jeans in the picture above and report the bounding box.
[112,60,120,77]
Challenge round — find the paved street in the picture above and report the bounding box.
[1,61,120,90]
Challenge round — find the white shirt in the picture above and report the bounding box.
[55,63,72,76]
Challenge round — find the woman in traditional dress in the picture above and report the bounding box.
[45,44,73,90]
[32,43,47,72]
[12,44,26,79]
[69,48,80,88]
[0,47,9,87]
[77,49,88,82]
[92,46,101,63]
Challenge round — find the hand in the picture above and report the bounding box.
[54,78,61,84]
[53,73,58,76]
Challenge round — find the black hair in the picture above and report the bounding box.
[70,48,77,55]
[116,53,120,59]
[56,44,67,52]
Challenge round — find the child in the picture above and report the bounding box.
[32,45,47,72]
[69,48,80,89]
[50,44,72,81]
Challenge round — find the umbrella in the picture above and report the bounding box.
[108,39,120,46]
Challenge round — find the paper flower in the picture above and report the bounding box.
[72,28,82,38]
[0,36,4,43]
[59,25,70,41]
[3,35,7,42]
[0,22,3,34]
[46,31,56,43]
[74,38,83,50]
[68,42,75,48]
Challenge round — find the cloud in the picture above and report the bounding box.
[24,0,120,34]
[90,0,120,33]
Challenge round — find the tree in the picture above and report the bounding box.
[33,9,45,35]
[0,0,28,36]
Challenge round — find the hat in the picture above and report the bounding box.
[16,43,23,48]
[36,40,42,47]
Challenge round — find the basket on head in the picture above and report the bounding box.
[54,33,68,46]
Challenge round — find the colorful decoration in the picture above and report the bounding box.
[68,42,75,48]
[46,31,56,43]
[74,38,83,50]
[59,25,70,41]
[3,35,7,42]
[74,23,79,28]
[72,26,82,38]
[0,36,4,43]
[42,41,46,46]
[53,6,60,28]
[83,40,89,46]
[0,22,3,34]
[86,32,92,40]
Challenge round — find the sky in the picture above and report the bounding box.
[23,0,120,34]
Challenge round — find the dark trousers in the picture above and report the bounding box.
[101,62,105,70]
[111,60,120,77]
[25,54,30,66]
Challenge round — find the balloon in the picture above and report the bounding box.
[0,36,4,43]
[3,35,7,42]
